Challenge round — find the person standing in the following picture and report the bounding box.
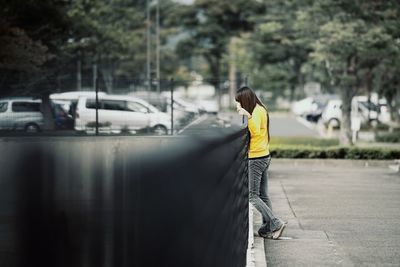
[235,86,286,239]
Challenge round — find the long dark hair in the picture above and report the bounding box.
[235,86,270,142]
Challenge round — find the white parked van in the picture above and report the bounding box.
[321,97,384,128]
[0,97,44,132]
[75,95,171,135]
[50,91,107,116]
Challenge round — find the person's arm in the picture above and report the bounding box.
[236,102,252,118]
[248,108,261,136]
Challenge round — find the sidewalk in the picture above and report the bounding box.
[263,159,400,266]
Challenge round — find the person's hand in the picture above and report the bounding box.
[236,102,251,118]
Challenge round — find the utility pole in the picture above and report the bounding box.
[77,50,82,91]
[156,0,160,94]
[92,60,97,91]
[229,38,237,108]
[146,0,151,92]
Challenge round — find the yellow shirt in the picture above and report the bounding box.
[247,104,270,158]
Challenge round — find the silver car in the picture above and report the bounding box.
[0,97,44,132]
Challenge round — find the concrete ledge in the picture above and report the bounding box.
[247,206,267,267]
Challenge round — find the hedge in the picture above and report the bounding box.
[270,137,339,147]
[270,146,400,160]
[376,131,400,143]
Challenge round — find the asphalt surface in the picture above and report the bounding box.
[217,112,319,137]
[269,114,318,137]
[265,160,400,266]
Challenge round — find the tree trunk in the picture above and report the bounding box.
[100,62,114,94]
[339,88,353,145]
[229,50,237,108]
[41,94,56,131]
[394,86,400,124]
[339,54,359,145]
[206,55,222,107]
[289,86,296,102]
[292,62,303,101]
[77,56,82,91]
[92,62,98,91]
[365,69,373,126]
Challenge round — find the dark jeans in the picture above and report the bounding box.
[248,156,282,233]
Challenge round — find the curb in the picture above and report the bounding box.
[247,205,267,267]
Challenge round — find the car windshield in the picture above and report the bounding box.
[0,102,7,112]
[359,101,379,112]
[126,101,150,113]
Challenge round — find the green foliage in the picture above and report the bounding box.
[0,0,71,95]
[271,146,400,160]
[0,23,51,72]
[376,132,400,143]
[247,0,400,145]
[176,0,265,83]
[270,137,339,147]
[246,0,312,99]
[65,0,148,76]
[270,136,400,159]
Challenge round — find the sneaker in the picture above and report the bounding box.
[258,229,273,239]
[272,222,287,240]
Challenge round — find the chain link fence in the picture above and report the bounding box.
[0,75,250,136]
[1,128,249,267]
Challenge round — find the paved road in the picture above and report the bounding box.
[269,114,318,137]
[264,160,400,266]
[217,112,319,137]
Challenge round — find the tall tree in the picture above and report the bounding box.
[0,0,70,95]
[248,0,312,101]
[302,0,399,144]
[66,0,182,92]
[176,0,265,99]
[66,0,148,92]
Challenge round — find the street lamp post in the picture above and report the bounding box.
[156,0,160,94]
[146,0,151,92]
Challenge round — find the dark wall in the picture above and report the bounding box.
[0,131,249,267]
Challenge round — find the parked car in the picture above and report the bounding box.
[292,95,339,123]
[74,95,171,135]
[172,97,201,114]
[321,96,385,128]
[131,91,202,128]
[320,100,343,127]
[0,97,44,132]
[129,91,168,112]
[50,91,107,124]
[194,98,219,114]
[356,96,391,124]
[165,96,201,125]
[50,91,107,102]
[291,97,317,117]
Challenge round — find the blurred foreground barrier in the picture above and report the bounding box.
[0,129,249,267]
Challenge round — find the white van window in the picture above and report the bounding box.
[86,100,100,109]
[0,102,7,113]
[126,101,149,113]
[103,100,127,111]
[12,102,41,112]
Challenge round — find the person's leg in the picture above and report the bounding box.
[249,158,282,233]
[260,156,272,210]
[259,156,272,229]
